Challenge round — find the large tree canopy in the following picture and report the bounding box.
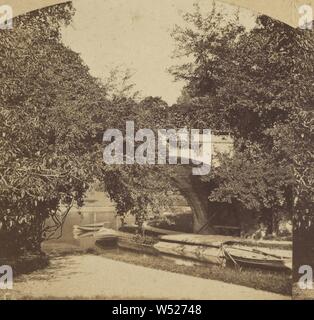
[0,4,111,256]
[1,2,313,260]
[170,3,245,99]
[170,6,313,235]
[0,4,176,255]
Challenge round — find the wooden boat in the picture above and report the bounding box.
[94,227,158,254]
[118,224,138,234]
[119,222,182,237]
[155,234,292,271]
[143,222,182,236]
[159,234,236,247]
[241,239,292,250]
[73,222,106,232]
[94,228,117,240]
[94,228,118,247]
[118,237,158,255]
[154,241,222,265]
[154,234,234,266]
[81,222,106,228]
[73,226,100,232]
[73,231,95,240]
[222,245,291,271]
[117,228,158,254]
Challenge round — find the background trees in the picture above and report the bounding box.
[170,6,313,236]
[100,95,175,228]
[169,3,245,99]
[0,2,176,255]
[1,1,312,259]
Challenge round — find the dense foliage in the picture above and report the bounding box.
[0,4,110,256]
[0,6,173,255]
[1,2,313,259]
[170,5,313,234]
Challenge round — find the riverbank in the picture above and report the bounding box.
[27,242,291,296]
[1,252,289,300]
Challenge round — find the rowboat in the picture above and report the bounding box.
[154,234,233,265]
[94,228,117,239]
[143,222,182,236]
[222,245,292,271]
[94,228,118,247]
[94,227,158,254]
[73,231,95,240]
[73,222,106,232]
[82,222,106,228]
[155,235,292,271]
[118,237,158,255]
[119,222,182,237]
[153,241,222,265]
[159,234,236,247]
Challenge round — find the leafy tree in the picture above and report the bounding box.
[207,145,294,233]
[135,96,169,129]
[0,4,110,256]
[102,164,173,228]
[212,16,314,232]
[169,3,244,98]
[216,15,314,142]
[100,94,174,229]
[170,6,313,235]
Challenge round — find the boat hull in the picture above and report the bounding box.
[154,242,222,265]
[226,255,290,271]
[119,223,182,237]
[223,246,291,271]
[118,238,158,255]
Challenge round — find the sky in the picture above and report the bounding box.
[61,0,256,105]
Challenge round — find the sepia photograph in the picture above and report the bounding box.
[0,0,313,304]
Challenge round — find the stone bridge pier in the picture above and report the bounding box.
[172,166,215,234]
[170,134,234,234]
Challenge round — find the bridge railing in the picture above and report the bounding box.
[159,131,233,168]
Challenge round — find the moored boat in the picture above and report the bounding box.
[95,227,158,254]
[222,245,291,271]
[153,241,222,265]
[118,237,159,255]
[94,228,118,247]
[73,222,106,232]
[143,222,182,236]
[156,234,292,271]
[119,222,182,237]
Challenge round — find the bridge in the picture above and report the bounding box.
[166,133,234,234]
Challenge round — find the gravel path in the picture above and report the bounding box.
[6,255,289,300]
